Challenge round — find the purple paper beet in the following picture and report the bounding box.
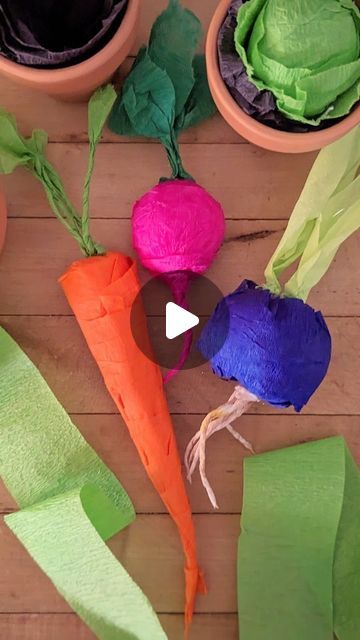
[198,279,332,411]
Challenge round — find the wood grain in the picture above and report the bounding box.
[0,315,358,416]
[0,513,239,614]
[0,0,359,637]
[0,614,238,640]
[1,143,315,220]
[1,414,360,516]
[0,75,238,145]
[0,218,358,315]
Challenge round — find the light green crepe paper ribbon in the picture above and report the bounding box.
[0,328,167,640]
[264,125,360,301]
[0,84,116,257]
[238,436,360,640]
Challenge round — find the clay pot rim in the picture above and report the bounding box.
[206,0,360,153]
[0,0,138,85]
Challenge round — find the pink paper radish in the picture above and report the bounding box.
[109,0,225,380]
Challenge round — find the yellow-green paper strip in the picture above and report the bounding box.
[0,327,167,640]
[238,437,360,640]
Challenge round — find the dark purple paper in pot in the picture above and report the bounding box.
[217,0,346,133]
[0,0,128,68]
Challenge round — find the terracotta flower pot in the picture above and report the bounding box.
[0,189,7,255]
[0,0,140,102]
[206,0,360,153]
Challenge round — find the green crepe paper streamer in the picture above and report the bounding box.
[0,328,167,640]
[234,0,360,125]
[238,437,360,640]
[264,125,360,301]
[108,0,216,180]
[0,86,114,258]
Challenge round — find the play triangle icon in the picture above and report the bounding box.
[166,302,199,340]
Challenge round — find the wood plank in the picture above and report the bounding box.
[0,613,238,640]
[0,316,358,416]
[0,0,238,146]
[2,218,357,316]
[0,75,238,145]
[1,414,360,515]
[0,513,239,613]
[0,143,315,219]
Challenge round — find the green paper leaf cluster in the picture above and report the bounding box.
[235,0,360,125]
[0,86,115,257]
[0,327,167,640]
[265,125,360,300]
[238,437,360,639]
[109,0,216,178]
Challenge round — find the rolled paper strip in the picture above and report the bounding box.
[198,280,332,411]
[238,437,360,639]
[59,251,207,626]
[234,0,360,125]
[0,327,167,640]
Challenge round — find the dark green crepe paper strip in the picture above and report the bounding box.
[108,0,216,179]
[238,437,360,640]
[0,328,167,640]
[148,0,202,118]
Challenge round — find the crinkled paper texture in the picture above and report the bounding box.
[132,179,225,276]
[0,0,128,68]
[59,251,205,624]
[198,279,332,411]
[218,0,359,131]
[0,327,167,640]
[238,437,360,639]
[109,0,216,178]
[234,0,360,125]
[265,126,360,300]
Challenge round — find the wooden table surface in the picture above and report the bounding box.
[0,1,360,638]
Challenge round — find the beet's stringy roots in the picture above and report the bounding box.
[184,385,259,509]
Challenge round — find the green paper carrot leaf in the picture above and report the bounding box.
[82,84,117,248]
[0,87,114,257]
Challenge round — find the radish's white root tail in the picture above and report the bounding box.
[184,385,258,509]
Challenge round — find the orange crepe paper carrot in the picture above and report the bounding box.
[0,88,205,630]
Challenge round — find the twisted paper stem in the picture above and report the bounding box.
[184,385,258,508]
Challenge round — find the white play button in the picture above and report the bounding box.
[166,302,199,340]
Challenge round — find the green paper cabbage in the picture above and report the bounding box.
[235,0,360,125]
